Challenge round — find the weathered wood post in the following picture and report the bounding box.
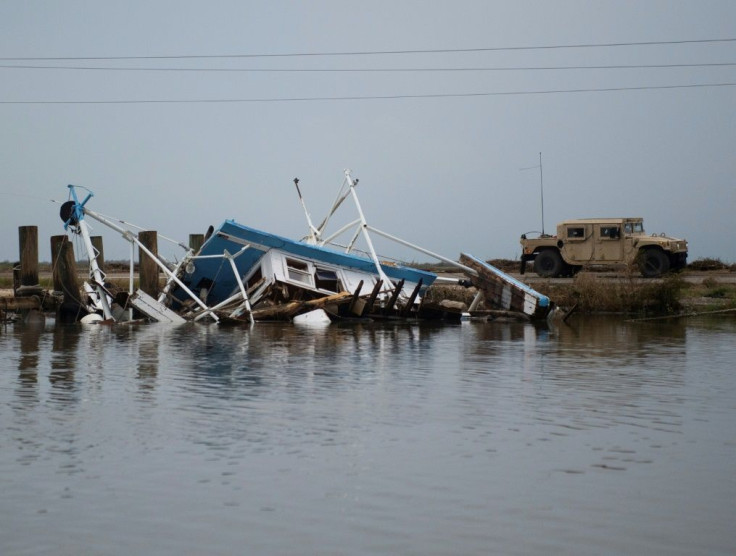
[90,236,105,273]
[139,230,160,297]
[50,235,68,293]
[52,235,87,322]
[17,226,40,296]
[51,236,82,304]
[189,233,205,254]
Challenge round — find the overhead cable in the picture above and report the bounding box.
[1,38,735,61]
[2,82,735,105]
[1,62,736,72]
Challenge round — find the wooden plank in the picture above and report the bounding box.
[129,289,187,324]
[362,279,383,316]
[128,290,186,324]
[459,253,552,320]
[348,280,364,315]
[0,297,42,311]
[400,279,423,317]
[383,279,404,314]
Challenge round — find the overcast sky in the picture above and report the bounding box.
[1,1,734,266]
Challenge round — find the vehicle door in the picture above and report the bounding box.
[594,224,623,262]
[560,224,593,262]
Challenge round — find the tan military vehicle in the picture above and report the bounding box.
[520,217,688,278]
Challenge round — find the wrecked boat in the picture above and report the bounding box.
[59,170,553,324]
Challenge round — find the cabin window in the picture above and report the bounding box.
[285,258,312,286]
[567,227,585,239]
[600,226,620,239]
[314,267,341,292]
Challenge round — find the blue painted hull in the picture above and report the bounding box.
[174,220,436,306]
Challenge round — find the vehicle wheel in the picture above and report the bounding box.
[638,249,670,277]
[534,250,563,277]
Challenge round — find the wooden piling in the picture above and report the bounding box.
[18,226,40,294]
[52,236,82,302]
[50,235,68,293]
[139,230,160,297]
[91,236,105,273]
[189,234,205,254]
[52,235,88,322]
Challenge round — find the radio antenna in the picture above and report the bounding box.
[520,151,545,235]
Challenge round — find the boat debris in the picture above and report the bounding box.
[57,170,554,325]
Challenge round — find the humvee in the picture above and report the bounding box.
[519,218,688,278]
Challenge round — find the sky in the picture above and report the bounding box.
[1,1,735,266]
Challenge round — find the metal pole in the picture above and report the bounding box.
[366,225,478,276]
[294,178,320,243]
[227,252,254,324]
[83,207,217,320]
[344,171,393,288]
[539,152,545,235]
[76,217,114,319]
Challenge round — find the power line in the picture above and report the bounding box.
[2,62,736,73]
[2,82,734,104]
[1,38,735,61]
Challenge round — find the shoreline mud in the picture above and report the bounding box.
[3,268,735,318]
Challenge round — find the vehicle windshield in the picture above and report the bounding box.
[624,222,644,234]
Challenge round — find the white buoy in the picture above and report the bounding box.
[80,313,104,324]
[293,309,331,326]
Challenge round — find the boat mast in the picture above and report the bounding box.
[62,185,114,320]
[293,178,320,243]
[344,170,393,288]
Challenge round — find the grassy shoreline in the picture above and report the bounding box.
[2,260,735,317]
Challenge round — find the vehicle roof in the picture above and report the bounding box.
[558,217,643,225]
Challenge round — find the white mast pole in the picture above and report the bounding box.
[344,170,393,288]
[293,178,320,243]
[64,187,114,320]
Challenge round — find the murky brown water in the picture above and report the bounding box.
[1,315,735,555]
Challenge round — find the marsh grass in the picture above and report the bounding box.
[536,272,686,315]
[688,258,735,271]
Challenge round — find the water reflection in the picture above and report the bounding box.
[455,317,693,461]
[2,316,736,554]
[16,317,43,382]
[50,324,78,396]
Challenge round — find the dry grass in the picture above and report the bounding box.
[688,258,735,271]
[534,272,687,315]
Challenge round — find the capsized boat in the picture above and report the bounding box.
[168,219,437,322]
[59,170,553,324]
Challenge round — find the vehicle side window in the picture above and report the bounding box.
[567,227,585,239]
[600,226,620,239]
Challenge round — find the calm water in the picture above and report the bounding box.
[1,315,735,555]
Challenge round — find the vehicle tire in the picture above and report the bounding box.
[638,249,670,277]
[534,249,563,277]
